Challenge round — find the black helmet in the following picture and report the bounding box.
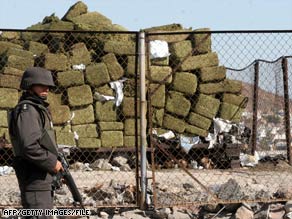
[20,67,55,90]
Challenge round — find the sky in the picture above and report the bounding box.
[0,0,292,31]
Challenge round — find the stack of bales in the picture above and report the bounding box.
[0,1,247,149]
[147,25,247,137]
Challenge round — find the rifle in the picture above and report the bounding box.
[52,152,85,209]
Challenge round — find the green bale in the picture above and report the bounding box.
[198,66,226,82]
[0,128,10,142]
[94,84,114,97]
[169,40,192,58]
[72,124,98,138]
[193,94,220,119]
[126,55,136,77]
[50,105,71,125]
[71,105,95,125]
[124,118,140,136]
[104,40,136,55]
[163,114,185,133]
[173,72,197,95]
[85,63,110,87]
[78,138,101,148]
[151,57,169,66]
[149,84,165,108]
[149,66,172,84]
[99,122,124,131]
[57,70,84,88]
[0,74,21,89]
[199,82,224,94]
[0,31,20,40]
[101,131,123,147]
[123,78,137,97]
[69,42,91,65]
[47,93,62,107]
[179,52,219,71]
[67,85,93,107]
[222,93,248,108]
[144,23,184,32]
[70,11,112,26]
[0,88,18,109]
[124,136,138,147]
[27,41,49,56]
[223,79,242,93]
[188,112,212,130]
[95,101,117,121]
[185,124,208,137]
[0,110,8,127]
[5,48,34,59]
[219,102,243,122]
[102,53,124,81]
[1,67,23,77]
[62,1,88,21]
[4,55,34,71]
[43,53,69,71]
[122,97,140,118]
[55,128,76,146]
[166,91,191,117]
[152,108,164,126]
[191,28,212,54]
[0,42,22,55]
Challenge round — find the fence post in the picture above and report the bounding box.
[282,57,292,164]
[251,61,259,155]
[139,31,147,209]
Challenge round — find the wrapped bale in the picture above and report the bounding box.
[163,114,185,133]
[102,53,124,81]
[222,93,248,108]
[85,63,110,87]
[0,74,21,89]
[149,84,165,108]
[149,66,172,84]
[50,105,71,125]
[0,110,8,127]
[54,125,76,146]
[72,124,99,138]
[152,108,164,127]
[185,124,208,137]
[57,70,84,88]
[95,101,117,121]
[99,122,124,131]
[219,102,243,122]
[188,112,212,130]
[0,88,18,109]
[104,40,136,55]
[191,28,212,54]
[1,67,23,77]
[166,91,191,117]
[124,119,140,136]
[172,72,197,95]
[69,42,91,65]
[198,66,226,82]
[193,94,220,119]
[71,105,95,125]
[179,52,219,71]
[67,85,93,107]
[43,53,69,71]
[26,41,49,56]
[101,131,123,147]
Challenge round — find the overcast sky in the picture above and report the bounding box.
[0,0,291,30]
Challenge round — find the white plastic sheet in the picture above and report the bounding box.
[0,166,14,176]
[72,64,86,70]
[239,151,259,167]
[149,40,170,59]
[109,78,127,107]
[180,135,200,153]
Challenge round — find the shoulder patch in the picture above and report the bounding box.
[22,103,29,111]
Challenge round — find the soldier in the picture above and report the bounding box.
[8,67,62,219]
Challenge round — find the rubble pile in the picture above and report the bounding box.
[0,1,247,151]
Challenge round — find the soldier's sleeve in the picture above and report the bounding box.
[16,105,57,174]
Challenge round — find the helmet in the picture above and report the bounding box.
[20,67,55,90]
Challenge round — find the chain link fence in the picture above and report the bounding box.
[0,30,140,208]
[0,29,292,210]
[146,30,292,208]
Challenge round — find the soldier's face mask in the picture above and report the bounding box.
[31,85,49,99]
